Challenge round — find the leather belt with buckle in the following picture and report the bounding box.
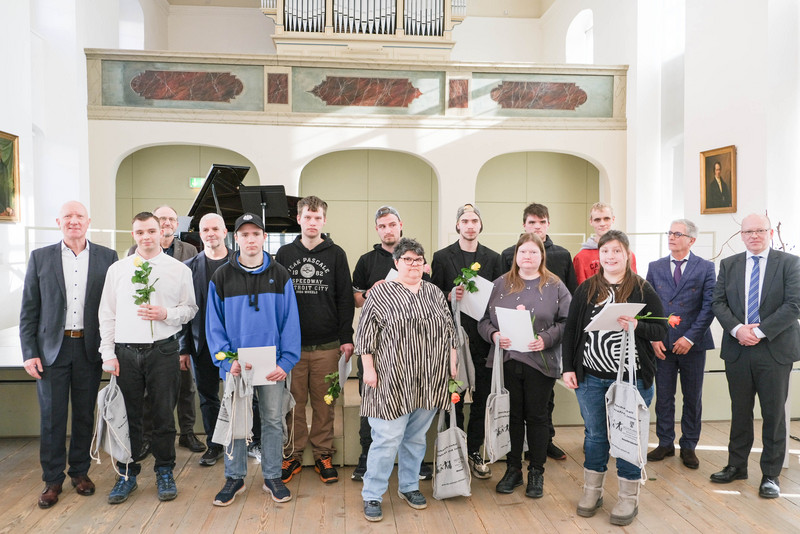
[64,330,84,338]
[116,332,180,350]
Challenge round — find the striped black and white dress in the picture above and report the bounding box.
[355,279,456,420]
[583,287,641,376]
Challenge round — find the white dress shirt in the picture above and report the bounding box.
[62,241,90,330]
[98,251,198,361]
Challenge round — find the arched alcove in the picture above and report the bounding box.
[566,9,594,64]
[115,144,259,254]
[298,150,439,268]
[474,151,600,256]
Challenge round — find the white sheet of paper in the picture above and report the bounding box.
[385,269,398,282]
[495,307,536,352]
[338,353,352,393]
[584,303,646,332]
[459,275,493,321]
[238,346,277,386]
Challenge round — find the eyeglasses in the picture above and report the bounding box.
[158,217,178,223]
[742,229,770,236]
[398,256,425,266]
[666,231,691,238]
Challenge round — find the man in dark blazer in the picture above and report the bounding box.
[645,219,716,469]
[19,201,118,508]
[706,162,732,209]
[710,213,800,499]
[431,203,504,480]
[179,213,231,466]
[127,204,204,456]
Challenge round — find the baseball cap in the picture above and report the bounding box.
[234,212,265,233]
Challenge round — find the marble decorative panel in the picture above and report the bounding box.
[102,60,264,111]
[293,67,444,115]
[268,73,289,104]
[448,79,469,108]
[472,73,613,118]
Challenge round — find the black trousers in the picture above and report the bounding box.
[503,359,555,471]
[37,337,102,484]
[192,346,222,446]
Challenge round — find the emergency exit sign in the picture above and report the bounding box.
[189,177,205,189]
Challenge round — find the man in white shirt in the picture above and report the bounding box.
[99,212,197,504]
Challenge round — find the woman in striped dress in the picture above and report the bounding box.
[356,238,457,522]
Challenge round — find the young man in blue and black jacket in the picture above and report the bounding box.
[206,213,301,507]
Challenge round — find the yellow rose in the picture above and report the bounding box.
[133,256,143,267]
[215,352,226,361]
[324,394,334,405]
[470,262,481,271]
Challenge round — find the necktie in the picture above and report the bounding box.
[672,259,686,286]
[747,256,761,324]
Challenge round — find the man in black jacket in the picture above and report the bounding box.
[431,203,504,479]
[500,203,577,461]
[276,196,355,485]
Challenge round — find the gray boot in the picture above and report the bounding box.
[576,468,605,517]
[610,476,640,526]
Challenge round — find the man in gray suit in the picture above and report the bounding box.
[127,205,204,456]
[710,213,800,499]
[20,200,118,508]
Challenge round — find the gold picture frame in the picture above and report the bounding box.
[0,130,20,222]
[700,145,736,214]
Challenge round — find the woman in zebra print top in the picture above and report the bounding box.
[355,238,457,521]
[561,230,666,526]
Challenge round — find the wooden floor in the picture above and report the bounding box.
[2,422,800,533]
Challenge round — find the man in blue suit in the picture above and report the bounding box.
[645,219,716,469]
[20,201,118,508]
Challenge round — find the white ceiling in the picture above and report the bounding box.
[166,0,557,18]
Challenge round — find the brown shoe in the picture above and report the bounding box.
[646,444,675,461]
[679,448,700,469]
[38,482,62,509]
[71,474,96,496]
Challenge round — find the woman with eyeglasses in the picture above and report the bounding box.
[478,233,571,499]
[561,230,667,526]
[355,237,458,522]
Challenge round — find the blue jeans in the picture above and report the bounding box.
[362,408,437,502]
[575,374,654,480]
[224,382,285,480]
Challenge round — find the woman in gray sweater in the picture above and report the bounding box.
[478,233,571,499]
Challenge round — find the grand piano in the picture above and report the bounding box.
[182,164,301,252]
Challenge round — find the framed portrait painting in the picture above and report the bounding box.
[0,130,20,222]
[700,145,736,214]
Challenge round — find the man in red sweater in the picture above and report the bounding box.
[573,202,636,284]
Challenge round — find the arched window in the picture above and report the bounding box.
[566,9,593,64]
[119,0,144,49]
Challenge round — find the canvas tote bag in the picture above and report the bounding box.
[213,369,254,458]
[451,289,475,394]
[433,403,472,500]
[605,322,650,474]
[483,343,511,463]
[90,375,133,477]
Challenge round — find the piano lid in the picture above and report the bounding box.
[187,164,250,230]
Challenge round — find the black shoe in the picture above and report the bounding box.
[199,444,225,466]
[281,457,302,483]
[647,444,675,462]
[134,439,151,462]
[419,462,433,481]
[546,442,567,460]
[679,448,700,469]
[710,465,748,484]
[496,467,523,494]
[352,454,367,481]
[179,432,206,453]
[525,469,544,499]
[759,476,780,499]
[315,455,339,484]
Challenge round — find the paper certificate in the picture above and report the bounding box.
[338,352,352,393]
[238,346,277,386]
[495,307,536,352]
[459,275,493,321]
[584,303,645,332]
[385,268,398,282]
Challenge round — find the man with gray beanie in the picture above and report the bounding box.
[431,203,504,479]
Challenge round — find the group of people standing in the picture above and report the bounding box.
[19,196,800,528]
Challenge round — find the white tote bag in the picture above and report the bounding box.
[605,322,650,474]
[451,289,475,394]
[213,370,254,457]
[433,403,472,500]
[90,375,133,478]
[483,343,511,463]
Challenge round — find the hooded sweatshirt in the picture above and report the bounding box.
[275,235,355,346]
[206,251,301,379]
